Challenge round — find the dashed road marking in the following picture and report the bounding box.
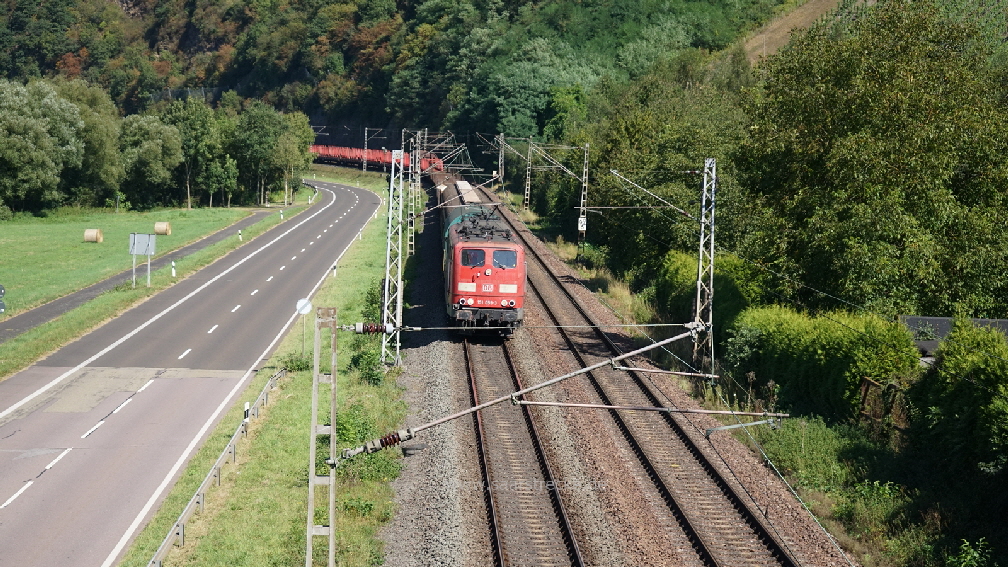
[251,289,258,296]
[208,325,218,334]
[81,421,104,439]
[1,481,33,509]
[112,399,132,414]
[178,348,192,359]
[291,256,297,260]
[267,276,273,281]
[232,305,241,312]
[45,448,72,470]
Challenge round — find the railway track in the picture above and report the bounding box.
[463,337,583,567]
[484,188,800,567]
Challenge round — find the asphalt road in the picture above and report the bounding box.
[0,181,381,567]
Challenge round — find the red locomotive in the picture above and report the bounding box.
[439,178,526,334]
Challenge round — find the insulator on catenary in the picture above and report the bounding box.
[363,428,414,454]
[355,322,395,335]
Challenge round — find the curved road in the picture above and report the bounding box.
[0,181,381,567]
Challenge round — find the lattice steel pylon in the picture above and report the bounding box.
[381,150,406,365]
[524,138,533,210]
[692,158,716,374]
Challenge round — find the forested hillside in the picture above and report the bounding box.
[0,0,792,124]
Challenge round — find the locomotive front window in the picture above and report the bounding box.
[461,249,485,267]
[493,250,518,269]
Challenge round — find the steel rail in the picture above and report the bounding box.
[463,339,584,567]
[502,340,584,567]
[487,187,799,567]
[463,339,505,566]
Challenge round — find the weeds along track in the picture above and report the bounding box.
[462,338,583,567]
[484,191,800,567]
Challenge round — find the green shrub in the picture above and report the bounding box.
[725,306,919,420]
[653,250,754,347]
[833,480,906,544]
[279,351,312,372]
[947,538,995,567]
[754,416,853,491]
[336,403,375,444]
[360,278,382,323]
[351,346,385,386]
[910,320,1008,475]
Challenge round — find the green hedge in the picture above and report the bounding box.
[724,306,919,420]
[654,250,756,348]
[910,320,1008,474]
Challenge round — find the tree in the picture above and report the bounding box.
[0,79,83,212]
[737,0,1008,317]
[120,114,182,208]
[230,101,284,206]
[271,111,314,206]
[52,77,123,207]
[162,98,218,208]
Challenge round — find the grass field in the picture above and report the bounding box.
[0,207,251,316]
[119,166,405,567]
[0,189,315,381]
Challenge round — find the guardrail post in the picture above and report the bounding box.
[174,522,184,547]
[196,492,204,513]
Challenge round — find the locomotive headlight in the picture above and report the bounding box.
[501,299,507,306]
[509,300,515,307]
[467,298,475,305]
[459,298,466,305]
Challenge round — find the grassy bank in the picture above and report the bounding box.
[0,207,249,316]
[0,189,313,382]
[120,166,405,567]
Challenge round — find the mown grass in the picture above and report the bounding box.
[120,166,405,567]
[0,207,249,316]
[0,189,314,382]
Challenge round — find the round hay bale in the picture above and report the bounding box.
[154,221,171,235]
[84,229,103,243]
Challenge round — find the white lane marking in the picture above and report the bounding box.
[317,235,321,238]
[291,256,297,260]
[251,289,258,296]
[323,229,327,233]
[1,481,33,509]
[45,448,72,470]
[267,276,273,282]
[231,305,241,313]
[101,266,331,565]
[81,421,104,439]
[137,379,154,393]
[0,188,342,423]
[103,184,382,567]
[178,349,192,360]
[112,399,132,414]
[330,224,333,227]
[208,325,218,334]
[280,266,285,271]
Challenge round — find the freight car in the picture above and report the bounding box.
[310,145,444,172]
[439,177,526,334]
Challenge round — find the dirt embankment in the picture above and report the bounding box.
[744,0,845,63]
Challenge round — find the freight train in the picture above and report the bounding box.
[438,177,526,335]
[310,145,444,172]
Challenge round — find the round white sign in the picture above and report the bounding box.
[296,298,312,315]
